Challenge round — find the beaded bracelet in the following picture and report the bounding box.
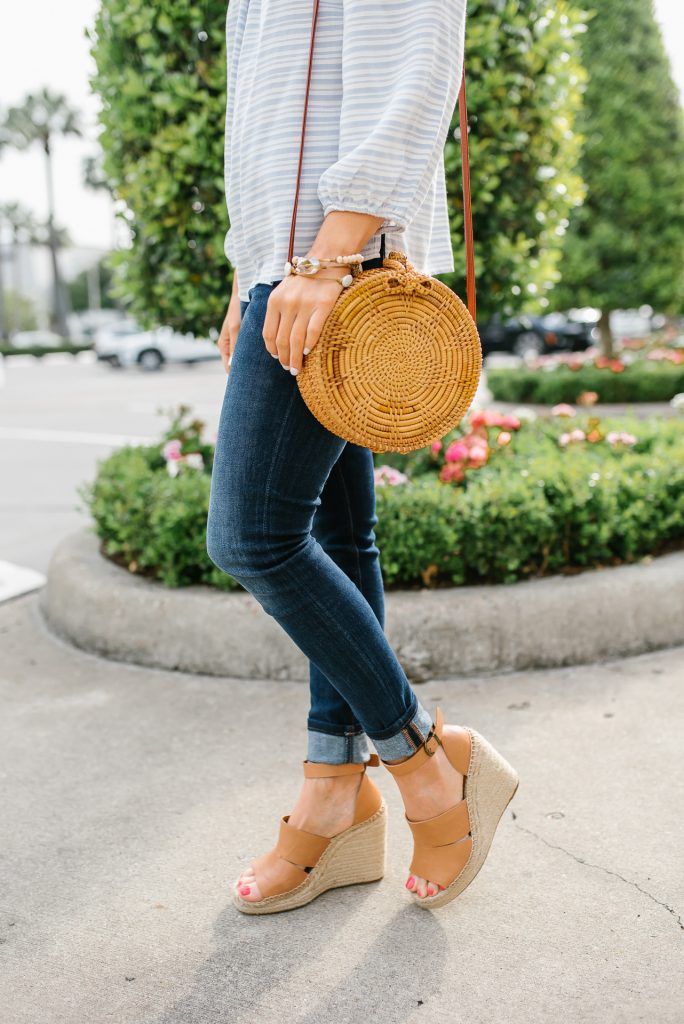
[283,252,364,289]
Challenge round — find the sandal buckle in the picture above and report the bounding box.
[423,729,442,757]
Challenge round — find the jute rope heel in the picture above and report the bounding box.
[383,708,519,910]
[233,755,387,916]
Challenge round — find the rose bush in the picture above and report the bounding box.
[80,404,684,589]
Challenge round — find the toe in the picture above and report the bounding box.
[413,874,429,898]
[238,880,262,901]
[235,866,256,889]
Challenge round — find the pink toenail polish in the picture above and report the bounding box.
[427,885,437,896]
[239,886,251,896]
[406,876,415,890]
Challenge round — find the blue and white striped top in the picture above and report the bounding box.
[224,0,467,302]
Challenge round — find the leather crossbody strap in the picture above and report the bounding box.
[288,0,476,320]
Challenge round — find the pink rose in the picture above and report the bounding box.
[551,403,576,418]
[163,439,182,461]
[445,441,469,463]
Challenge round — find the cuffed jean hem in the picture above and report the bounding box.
[307,729,372,765]
[369,701,434,762]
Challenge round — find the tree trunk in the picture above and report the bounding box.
[598,309,614,358]
[44,140,70,339]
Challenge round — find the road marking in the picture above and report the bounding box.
[0,561,46,603]
[0,427,156,447]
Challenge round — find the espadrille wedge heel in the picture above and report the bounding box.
[383,708,519,910]
[233,755,387,916]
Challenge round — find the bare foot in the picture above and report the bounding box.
[387,725,465,899]
[234,772,362,902]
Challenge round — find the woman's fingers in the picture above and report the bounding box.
[303,307,328,356]
[218,304,240,374]
[287,312,311,375]
[263,277,342,372]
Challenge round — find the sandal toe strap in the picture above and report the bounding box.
[247,817,332,900]
[410,835,473,890]
[276,815,331,867]
[407,798,470,847]
[250,848,310,899]
[407,799,472,890]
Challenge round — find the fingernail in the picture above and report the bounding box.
[406,876,415,890]
[303,347,310,355]
[239,886,251,896]
[270,351,278,358]
[283,365,290,371]
[290,367,299,376]
[228,355,232,365]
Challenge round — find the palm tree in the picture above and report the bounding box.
[0,89,81,338]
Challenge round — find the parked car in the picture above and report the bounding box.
[94,320,220,370]
[478,312,597,358]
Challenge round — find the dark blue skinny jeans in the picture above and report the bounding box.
[206,264,433,764]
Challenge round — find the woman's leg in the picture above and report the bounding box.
[207,282,432,759]
[210,283,470,905]
[307,442,384,764]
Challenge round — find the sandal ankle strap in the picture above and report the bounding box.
[381,708,445,777]
[303,753,380,778]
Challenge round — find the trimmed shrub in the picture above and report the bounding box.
[80,412,684,589]
[487,362,684,404]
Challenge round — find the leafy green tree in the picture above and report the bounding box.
[0,89,81,338]
[553,0,684,353]
[89,4,227,336]
[90,0,587,334]
[446,0,587,318]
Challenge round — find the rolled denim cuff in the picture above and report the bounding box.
[370,701,434,762]
[306,729,372,765]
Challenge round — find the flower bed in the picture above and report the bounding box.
[79,403,684,590]
[487,338,684,404]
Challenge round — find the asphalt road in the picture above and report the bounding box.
[0,353,227,573]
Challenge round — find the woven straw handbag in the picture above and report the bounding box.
[292,0,481,454]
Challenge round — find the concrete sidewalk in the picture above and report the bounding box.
[1,592,682,1024]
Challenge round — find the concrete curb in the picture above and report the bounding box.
[41,528,684,681]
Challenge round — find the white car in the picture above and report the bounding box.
[94,320,220,371]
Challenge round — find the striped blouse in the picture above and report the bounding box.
[223,0,467,302]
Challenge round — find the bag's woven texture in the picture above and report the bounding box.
[296,251,482,453]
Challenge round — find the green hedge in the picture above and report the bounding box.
[487,362,684,404]
[80,415,684,589]
[1,344,93,358]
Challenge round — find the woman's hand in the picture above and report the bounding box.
[217,274,241,374]
[262,269,345,375]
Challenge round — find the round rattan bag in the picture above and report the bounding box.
[296,250,482,454]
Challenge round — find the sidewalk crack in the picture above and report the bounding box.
[514,822,683,931]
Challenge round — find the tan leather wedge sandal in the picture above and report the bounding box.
[383,708,519,910]
[233,755,387,915]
